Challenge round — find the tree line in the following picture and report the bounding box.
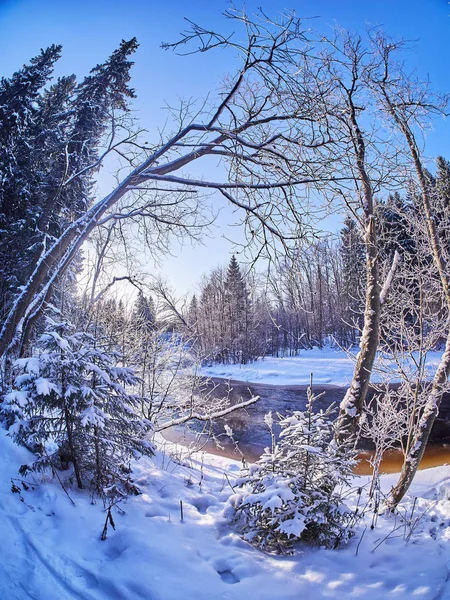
[184,165,450,364]
[185,238,360,363]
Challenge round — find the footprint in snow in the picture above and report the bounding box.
[63,559,99,589]
[213,557,241,584]
[218,570,240,584]
[190,495,217,514]
[104,541,128,561]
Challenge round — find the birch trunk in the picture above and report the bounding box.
[380,88,450,507]
[334,74,383,443]
[336,215,381,443]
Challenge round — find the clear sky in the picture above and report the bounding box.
[1,0,449,296]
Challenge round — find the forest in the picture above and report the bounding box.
[1,7,450,597]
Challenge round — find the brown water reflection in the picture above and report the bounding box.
[162,427,450,475]
[355,445,450,475]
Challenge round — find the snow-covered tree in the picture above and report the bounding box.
[0,45,64,324]
[2,314,153,501]
[227,388,357,553]
[0,39,138,358]
[191,257,264,364]
[131,292,156,334]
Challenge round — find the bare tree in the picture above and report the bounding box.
[0,9,344,368]
[362,33,449,507]
[362,232,442,498]
[300,31,397,442]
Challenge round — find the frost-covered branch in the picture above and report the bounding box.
[155,395,259,431]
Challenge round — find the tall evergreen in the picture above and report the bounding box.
[224,255,252,363]
[187,294,200,338]
[131,292,156,334]
[0,40,138,351]
[376,192,416,261]
[58,38,138,225]
[0,45,64,321]
[431,157,450,254]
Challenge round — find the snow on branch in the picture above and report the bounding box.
[155,395,259,431]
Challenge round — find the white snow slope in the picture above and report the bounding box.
[201,348,444,386]
[1,428,450,600]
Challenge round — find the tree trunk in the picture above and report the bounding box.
[64,404,83,490]
[333,75,384,445]
[0,124,231,362]
[379,87,450,507]
[336,215,381,443]
[389,338,450,506]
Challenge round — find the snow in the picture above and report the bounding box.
[201,348,444,386]
[15,357,40,376]
[34,377,57,396]
[41,331,70,351]
[1,427,450,600]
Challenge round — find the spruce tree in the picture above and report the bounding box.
[432,157,450,254]
[0,40,138,353]
[58,38,138,225]
[3,314,153,500]
[224,255,252,363]
[0,46,64,321]
[187,294,199,335]
[376,192,416,261]
[131,292,156,335]
[227,389,357,553]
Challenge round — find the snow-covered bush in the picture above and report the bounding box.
[2,315,154,501]
[226,389,358,553]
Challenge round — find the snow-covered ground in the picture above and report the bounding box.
[1,427,450,600]
[201,348,444,386]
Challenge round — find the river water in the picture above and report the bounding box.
[164,378,450,475]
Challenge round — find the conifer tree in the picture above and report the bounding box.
[0,40,138,353]
[3,314,153,499]
[131,292,156,335]
[187,294,199,337]
[227,388,357,553]
[0,45,64,321]
[224,255,252,363]
[377,193,416,260]
[431,157,450,254]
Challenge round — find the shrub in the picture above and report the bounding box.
[226,387,358,553]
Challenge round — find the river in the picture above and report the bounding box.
[163,378,450,475]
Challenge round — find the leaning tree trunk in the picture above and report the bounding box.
[0,124,230,364]
[333,79,402,445]
[389,339,450,507]
[379,83,450,508]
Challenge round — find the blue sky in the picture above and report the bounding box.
[1,0,449,295]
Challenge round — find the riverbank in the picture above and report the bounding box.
[162,426,450,476]
[201,348,444,386]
